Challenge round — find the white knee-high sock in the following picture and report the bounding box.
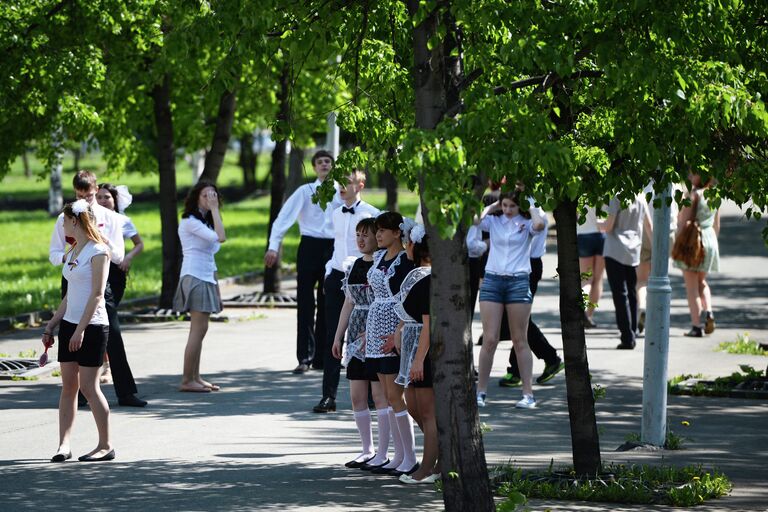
[395,410,418,471]
[383,407,404,469]
[368,408,391,465]
[353,409,375,461]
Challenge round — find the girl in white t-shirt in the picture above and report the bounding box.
[173,181,227,392]
[44,200,114,463]
[475,190,544,409]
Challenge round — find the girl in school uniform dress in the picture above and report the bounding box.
[475,190,544,409]
[360,212,417,476]
[394,224,440,484]
[331,218,390,469]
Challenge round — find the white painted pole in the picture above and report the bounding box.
[48,129,64,216]
[641,183,673,446]
[326,112,339,158]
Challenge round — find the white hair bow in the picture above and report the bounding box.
[399,217,416,243]
[409,224,426,244]
[115,185,133,213]
[71,199,89,216]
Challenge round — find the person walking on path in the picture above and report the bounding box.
[49,171,146,408]
[264,150,342,374]
[499,195,564,388]
[45,200,115,463]
[95,183,144,385]
[475,190,545,409]
[577,205,606,328]
[174,181,226,392]
[331,218,389,468]
[674,173,720,337]
[314,170,379,413]
[603,193,653,350]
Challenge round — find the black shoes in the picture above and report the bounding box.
[118,394,147,407]
[51,451,72,463]
[360,459,389,471]
[313,397,336,413]
[390,463,420,477]
[584,314,598,329]
[536,359,565,384]
[345,456,374,468]
[293,363,310,374]
[616,342,636,350]
[704,313,716,334]
[78,449,115,462]
[685,326,703,338]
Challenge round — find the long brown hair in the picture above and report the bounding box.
[182,181,221,228]
[63,203,108,246]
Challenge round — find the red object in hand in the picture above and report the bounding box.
[39,334,54,367]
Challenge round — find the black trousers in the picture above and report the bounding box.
[296,236,334,366]
[506,257,559,376]
[321,269,346,399]
[604,256,638,347]
[62,262,138,398]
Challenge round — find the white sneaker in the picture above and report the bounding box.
[515,394,536,409]
[476,392,487,407]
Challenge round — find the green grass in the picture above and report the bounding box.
[0,188,419,318]
[716,333,767,356]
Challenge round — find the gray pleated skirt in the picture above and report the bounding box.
[173,275,222,314]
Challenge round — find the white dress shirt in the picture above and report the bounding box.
[268,179,342,251]
[466,225,488,258]
[178,216,221,284]
[326,200,380,275]
[479,214,538,275]
[529,202,549,259]
[49,202,125,266]
[62,241,109,326]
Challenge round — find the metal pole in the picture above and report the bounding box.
[641,183,673,446]
[326,112,339,158]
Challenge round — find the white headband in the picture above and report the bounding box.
[410,224,426,244]
[71,199,89,216]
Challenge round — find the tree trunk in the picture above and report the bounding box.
[22,152,31,177]
[381,169,398,212]
[286,144,305,198]
[151,74,181,309]
[553,198,602,475]
[239,133,257,192]
[200,87,237,184]
[72,146,81,172]
[48,131,64,216]
[263,66,290,294]
[409,2,494,510]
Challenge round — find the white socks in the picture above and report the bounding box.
[382,407,404,469]
[367,408,391,466]
[353,409,375,462]
[394,410,417,472]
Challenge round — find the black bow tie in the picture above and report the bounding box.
[342,206,355,214]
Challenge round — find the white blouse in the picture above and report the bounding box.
[178,216,221,284]
[62,241,109,326]
[479,214,537,275]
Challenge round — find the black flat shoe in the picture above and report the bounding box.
[390,462,420,476]
[360,459,389,471]
[345,456,374,469]
[312,397,336,413]
[118,394,147,407]
[78,449,115,462]
[51,451,72,463]
[371,465,398,475]
[616,342,636,350]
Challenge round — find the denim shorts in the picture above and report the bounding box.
[479,272,532,304]
[577,232,605,258]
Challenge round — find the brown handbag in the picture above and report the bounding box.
[672,191,705,268]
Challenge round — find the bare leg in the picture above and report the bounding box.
[56,362,80,457]
[405,387,423,431]
[580,255,605,319]
[477,301,504,393]
[698,272,712,313]
[349,379,369,411]
[507,303,533,396]
[683,270,702,327]
[636,260,651,312]
[78,365,112,458]
[409,387,439,481]
[180,311,211,391]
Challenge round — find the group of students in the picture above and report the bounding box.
[43,170,226,462]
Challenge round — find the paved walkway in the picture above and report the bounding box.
[1,203,766,511]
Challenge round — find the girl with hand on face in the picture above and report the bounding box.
[475,190,545,409]
[95,183,144,384]
[359,212,417,476]
[45,200,115,463]
[331,218,389,469]
[174,181,226,392]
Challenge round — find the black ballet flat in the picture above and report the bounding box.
[390,462,420,477]
[360,459,389,471]
[78,449,115,462]
[345,456,374,469]
[371,465,398,475]
[51,451,72,463]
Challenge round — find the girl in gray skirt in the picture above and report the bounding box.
[174,181,227,392]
